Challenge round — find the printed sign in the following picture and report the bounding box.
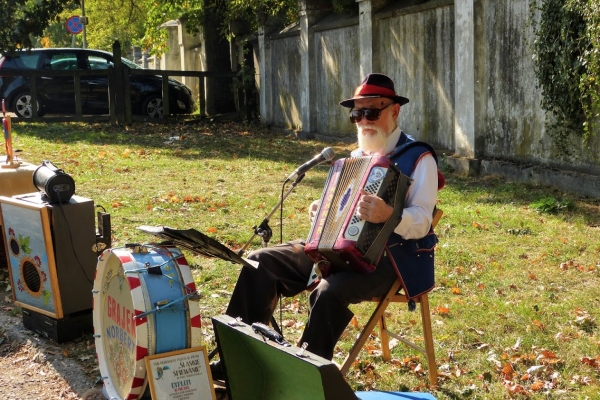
[65,16,84,34]
[145,346,216,400]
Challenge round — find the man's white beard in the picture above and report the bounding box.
[357,125,388,154]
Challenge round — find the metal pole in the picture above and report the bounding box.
[81,0,87,48]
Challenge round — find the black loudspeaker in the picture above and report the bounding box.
[213,315,357,400]
[32,161,75,204]
[21,308,93,343]
[0,193,98,342]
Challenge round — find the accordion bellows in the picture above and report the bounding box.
[305,156,410,278]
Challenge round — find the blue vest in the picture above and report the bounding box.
[385,132,438,299]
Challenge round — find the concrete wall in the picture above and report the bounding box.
[270,33,303,130]
[475,0,600,174]
[314,22,360,138]
[377,3,455,150]
[260,1,455,148]
[155,0,600,194]
[179,19,203,104]
[160,21,183,83]
[251,0,600,196]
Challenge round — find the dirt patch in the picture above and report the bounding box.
[0,270,101,399]
[0,270,228,400]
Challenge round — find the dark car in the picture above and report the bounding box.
[0,48,194,118]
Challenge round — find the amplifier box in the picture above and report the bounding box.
[0,193,97,319]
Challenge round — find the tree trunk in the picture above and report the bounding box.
[203,0,236,116]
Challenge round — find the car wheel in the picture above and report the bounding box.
[142,96,163,118]
[13,93,45,119]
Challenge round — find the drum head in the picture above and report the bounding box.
[93,245,201,400]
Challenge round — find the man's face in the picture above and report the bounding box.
[353,97,399,154]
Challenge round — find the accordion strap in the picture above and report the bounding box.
[362,165,410,265]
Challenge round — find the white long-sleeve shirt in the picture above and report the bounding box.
[351,126,438,240]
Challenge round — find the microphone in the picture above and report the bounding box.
[285,147,335,183]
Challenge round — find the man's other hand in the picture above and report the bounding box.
[356,189,393,223]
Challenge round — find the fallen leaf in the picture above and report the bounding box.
[531,380,544,391]
[559,262,569,271]
[540,350,556,359]
[502,362,514,379]
[434,305,450,316]
[512,337,521,350]
[469,326,485,335]
[528,272,537,280]
[532,320,545,330]
[580,356,600,367]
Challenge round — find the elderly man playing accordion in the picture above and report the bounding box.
[219,73,441,370]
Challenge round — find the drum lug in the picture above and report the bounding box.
[125,243,149,254]
[188,293,202,301]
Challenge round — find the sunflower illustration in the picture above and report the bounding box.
[19,256,44,298]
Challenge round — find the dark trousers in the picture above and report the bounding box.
[225,240,396,360]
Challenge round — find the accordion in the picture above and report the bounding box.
[304,155,411,279]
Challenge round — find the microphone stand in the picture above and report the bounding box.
[235,175,307,339]
[238,174,305,255]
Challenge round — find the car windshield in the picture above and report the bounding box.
[120,57,140,69]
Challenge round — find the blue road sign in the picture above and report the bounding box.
[66,16,84,34]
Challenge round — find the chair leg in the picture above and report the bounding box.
[419,294,438,386]
[379,313,391,361]
[340,279,402,375]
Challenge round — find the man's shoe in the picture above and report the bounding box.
[210,360,226,382]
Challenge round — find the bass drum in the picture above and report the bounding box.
[93,245,202,400]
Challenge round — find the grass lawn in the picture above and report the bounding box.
[6,120,600,399]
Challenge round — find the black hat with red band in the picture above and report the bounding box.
[340,73,409,108]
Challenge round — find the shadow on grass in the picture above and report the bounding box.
[13,120,355,193]
[442,170,600,226]
[14,121,600,225]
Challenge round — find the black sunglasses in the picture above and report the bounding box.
[349,102,395,123]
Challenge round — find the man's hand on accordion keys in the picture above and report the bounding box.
[308,199,320,224]
[356,189,394,223]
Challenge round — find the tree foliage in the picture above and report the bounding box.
[84,0,149,50]
[1,0,299,55]
[39,3,82,48]
[140,0,298,55]
[37,0,149,52]
[0,0,72,52]
[531,0,600,153]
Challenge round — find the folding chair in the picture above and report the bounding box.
[340,279,437,385]
[340,209,443,386]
